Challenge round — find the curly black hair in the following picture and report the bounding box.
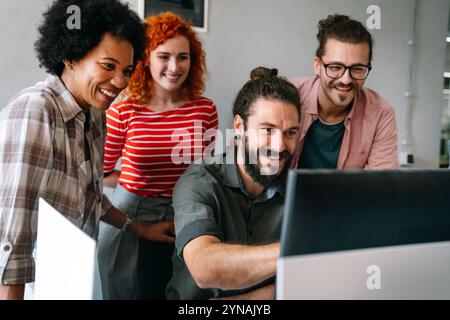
[233,67,300,126]
[316,14,373,63]
[35,0,146,76]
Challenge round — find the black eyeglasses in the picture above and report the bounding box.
[322,62,372,80]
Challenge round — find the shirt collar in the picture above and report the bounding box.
[223,155,242,188]
[222,151,286,200]
[44,75,86,123]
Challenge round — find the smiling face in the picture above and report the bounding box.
[235,98,300,187]
[61,33,134,111]
[148,35,191,95]
[314,38,370,111]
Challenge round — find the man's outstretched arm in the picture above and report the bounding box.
[183,235,279,291]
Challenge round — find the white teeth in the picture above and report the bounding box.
[100,89,117,98]
[336,86,352,91]
[165,74,180,80]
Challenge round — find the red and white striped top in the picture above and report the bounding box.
[104,97,218,199]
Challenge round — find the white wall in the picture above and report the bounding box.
[412,0,449,167]
[1,0,448,168]
[195,0,449,168]
[0,0,48,105]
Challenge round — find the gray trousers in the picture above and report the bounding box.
[97,184,174,300]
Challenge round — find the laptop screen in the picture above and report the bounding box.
[280,169,450,257]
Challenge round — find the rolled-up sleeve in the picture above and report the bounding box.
[0,94,53,284]
[366,107,399,169]
[172,165,223,258]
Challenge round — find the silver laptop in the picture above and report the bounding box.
[277,241,450,299]
[277,170,450,300]
[33,198,99,300]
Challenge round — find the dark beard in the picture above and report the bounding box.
[243,145,292,189]
[338,94,348,103]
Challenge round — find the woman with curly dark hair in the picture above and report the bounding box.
[0,0,166,300]
[97,12,218,300]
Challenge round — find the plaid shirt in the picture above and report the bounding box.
[0,75,112,284]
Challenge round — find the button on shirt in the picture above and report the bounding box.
[0,75,111,284]
[166,153,286,300]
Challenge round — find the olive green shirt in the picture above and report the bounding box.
[166,153,286,300]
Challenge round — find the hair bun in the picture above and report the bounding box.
[250,67,278,81]
[317,14,350,40]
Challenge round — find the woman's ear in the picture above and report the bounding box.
[63,59,74,70]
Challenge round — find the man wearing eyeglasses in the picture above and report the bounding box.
[291,14,398,169]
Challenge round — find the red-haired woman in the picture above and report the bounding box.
[97,12,218,300]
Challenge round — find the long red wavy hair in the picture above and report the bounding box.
[126,12,206,101]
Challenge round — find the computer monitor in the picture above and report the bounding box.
[280,169,450,257]
[277,169,450,299]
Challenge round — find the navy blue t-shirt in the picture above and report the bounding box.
[298,118,345,169]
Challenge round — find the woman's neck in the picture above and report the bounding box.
[144,86,188,112]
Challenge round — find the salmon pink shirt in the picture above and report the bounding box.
[290,76,399,169]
